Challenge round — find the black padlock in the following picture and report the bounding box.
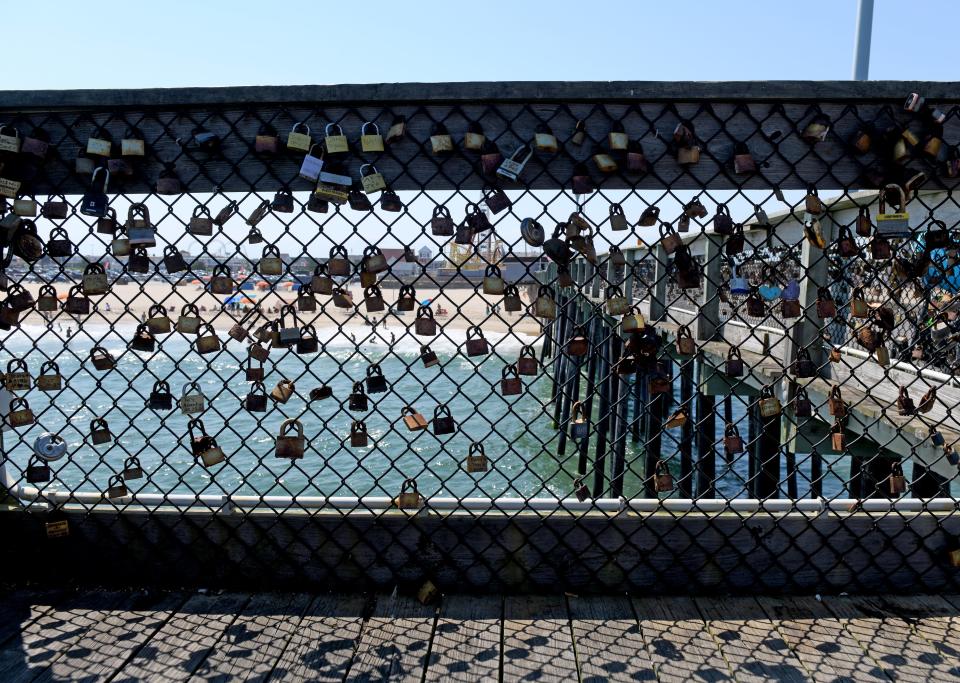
[163,245,188,273]
[433,405,456,435]
[148,380,173,410]
[80,168,110,217]
[245,382,268,412]
[366,364,388,393]
[349,382,368,412]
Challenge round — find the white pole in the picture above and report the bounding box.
[852,0,875,80]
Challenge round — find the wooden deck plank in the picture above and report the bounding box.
[695,596,808,683]
[757,596,890,682]
[32,590,186,683]
[269,594,367,682]
[424,594,501,682]
[0,589,130,683]
[0,589,65,648]
[856,595,960,676]
[113,591,250,682]
[189,592,311,682]
[824,596,960,682]
[632,595,734,683]
[568,595,656,682]
[347,593,436,682]
[502,595,579,682]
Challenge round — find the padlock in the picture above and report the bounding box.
[484,185,511,214]
[63,285,90,315]
[85,126,112,157]
[195,423,226,466]
[534,286,557,319]
[364,285,385,313]
[210,265,234,294]
[849,286,869,318]
[314,181,349,205]
[420,345,439,367]
[90,346,115,371]
[5,283,32,312]
[365,364,389,394]
[179,381,205,414]
[515,346,539,376]
[287,122,312,152]
[496,144,533,183]
[563,325,587,356]
[244,355,265,382]
[724,423,744,454]
[889,462,907,495]
[249,340,270,362]
[725,223,745,256]
[276,418,306,459]
[503,284,522,312]
[793,387,812,417]
[359,121,384,153]
[271,188,294,214]
[654,460,674,492]
[897,385,915,416]
[271,379,296,404]
[195,323,221,355]
[793,348,816,378]
[294,325,318,355]
[125,203,155,247]
[926,219,949,249]
[25,456,52,484]
[275,306,300,347]
[830,421,846,452]
[349,381,368,412]
[36,361,62,392]
[621,306,645,333]
[876,184,910,237]
[677,144,700,165]
[245,200,270,229]
[481,264,505,295]
[7,397,34,428]
[837,224,858,258]
[127,247,150,274]
[458,120,486,151]
[477,138,503,176]
[359,163,387,194]
[332,287,353,309]
[328,245,352,277]
[724,347,744,377]
[144,304,172,335]
[188,205,214,236]
[918,386,937,414]
[122,456,144,481]
[605,121,628,151]
[828,385,847,417]
[571,162,594,195]
[464,442,489,473]
[758,385,781,418]
[149,380,173,411]
[556,266,574,288]
[465,326,489,356]
[13,197,37,217]
[80,168,110,218]
[105,475,128,500]
[177,304,202,335]
[713,204,733,235]
[0,124,20,153]
[608,203,629,231]
[97,207,117,234]
[108,156,134,177]
[254,124,279,154]
[638,205,660,227]
[0,174,21,199]
[307,193,329,213]
[665,407,689,429]
[465,202,492,234]
[322,123,349,155]
[90,418,112,445]
[163,245,188,274]
[397,284,417,312]
[4,358,30,392]
[295,283,317,313]
[20,127,51,159]
[871,235,892,260]
[350,420,369,447]
[182,126,220,152]
[402,405,428,432]
[931,426,946,447]
[659,222,682,254]
[380,189,403,212]
[431,205,454,236]
[430,122,454,154]
[497,363,521,396]
[801,114,831,144]
[395,477,422,509]
[361,245,388,274]
[156,167,181,195]
[130,323,156,352]
[875,344,890,367]
[415,305,437,336]
[257,244,283,276]
[803,186,824,216]
[675,325,696,356]
[733,141,756,174]
[592,145,618,173]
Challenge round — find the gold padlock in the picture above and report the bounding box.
[466,443,489,473]
[360,164,387,194]
[7,397,34,428]
[360,121,384,153]
[286,122,312,152]
[324,123,349,154]
[394,478,423,509]
[271,379,296,404]
[259,244,283,276]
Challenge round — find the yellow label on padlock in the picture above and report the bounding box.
[287,131,311,152]
[86,137,112,157]
[878,212,909,223]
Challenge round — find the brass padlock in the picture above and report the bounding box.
[312,263,334,294]
[350,420,369,447]
[501,364,522,396]
[654,460,674,492]
[324,123,349,155]
[271,379,296,404]
[466,443,489,473]
[534,122,558,154]
[831,421,846,452]
[275,418,306,459]
[90,418,112,445]
[591,145,618,173]
[665,408,688,429]
[259,244,283,276]
[36,361,62,392]
[364,285,385,313]
[394,478,422,509]
[758,385,781,418]
[605,286,629,316]
[253,124,278,154]
[430,122,454,154]
[675,325,696,356]
[608,121,628,150]
[358,164,387,194]
[188,205,214,236]
[828,385,847,417]
[465,326,489,357]
[177,304,202,335]
[86,127,112,157]
[463,120,486,151]
[210,265,234,294]
[7,397,34,428]
[195,323,221,355]
[889,461,907,495]
[402,405,428,431]
[433,405,456,435]
[359,121,384,153]
[90,346,115,371]
[4,358,30,392]
[180,381,205,414]
[146,304,172,335]
[328,246,352,277]
[415,306,437,336]
[570,119,587,146]
[534,286,557,320]
[286,122,312,152]
[849,286,869,318]
[482,265,505,295]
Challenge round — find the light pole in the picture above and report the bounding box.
[852,0,874,80]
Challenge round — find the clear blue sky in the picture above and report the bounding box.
[6,0,958,89]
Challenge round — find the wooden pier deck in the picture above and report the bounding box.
[2,587,960,681]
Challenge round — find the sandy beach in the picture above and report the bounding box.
[13,280,545,339]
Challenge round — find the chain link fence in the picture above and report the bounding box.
[2,82,960,593]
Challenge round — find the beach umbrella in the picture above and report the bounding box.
[256,281,269,289]
[225,294,256,305]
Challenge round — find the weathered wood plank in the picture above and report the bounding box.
[189,592,311,682]
[32,590,186,683]
[0,588,65,648]
[424,594,501,682]
[568,594,656,682]
[882,595,960,669]
[756,595,890,683]
[503,595,579,682]
[823,595,960,682]
[695,596,808,683]
[114,591,250,681]
[269,594,366,682]
[0,589,130,683]
[632,595,733,683]
[347,593,436,682]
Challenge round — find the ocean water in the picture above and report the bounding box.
[0,321,860,500]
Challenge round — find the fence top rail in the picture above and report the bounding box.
[2,80,960,110]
